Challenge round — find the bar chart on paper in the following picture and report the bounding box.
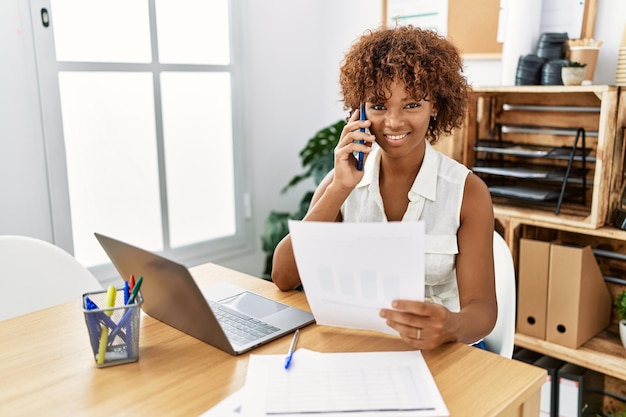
[288,220,425,336]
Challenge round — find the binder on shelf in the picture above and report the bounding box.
[557,363,604,417]
[546,244,611,348]
[512,347,543,364]
[534,355,566,417]
[517,238,551,339]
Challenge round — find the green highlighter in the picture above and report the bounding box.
[128,276,143,305]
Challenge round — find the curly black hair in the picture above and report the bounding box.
[339,25,470,144]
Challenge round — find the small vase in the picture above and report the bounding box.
[561,67,586,86]
[620,320,626,348]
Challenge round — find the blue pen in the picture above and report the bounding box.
[85,296,127,343]
[284,329,300,370]
[110,282,141,341]
[84,297,102,351]
[123,280,130,305]
[85,296,99,311]
[85,297,117,329]
[357,102,366,171]
[107,306,133,347]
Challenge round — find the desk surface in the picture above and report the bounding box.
[0,263,545,417]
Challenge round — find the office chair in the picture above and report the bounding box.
[483,231,516,358]
[0,235,102,321]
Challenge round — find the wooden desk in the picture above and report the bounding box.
[0,263,545,417]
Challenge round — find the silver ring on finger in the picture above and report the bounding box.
[416,328,421,340]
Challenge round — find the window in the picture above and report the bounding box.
[30,0,251,279]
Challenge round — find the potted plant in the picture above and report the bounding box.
[561,61,587,86]
[260,119,344,280]
[614,289,626,348]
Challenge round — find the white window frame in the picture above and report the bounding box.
[29,0,252,282]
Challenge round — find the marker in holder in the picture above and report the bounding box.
[82,288,143,368]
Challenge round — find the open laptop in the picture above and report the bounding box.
[94,233,315,355]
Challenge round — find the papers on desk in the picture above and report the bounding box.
[201,390,242,416]
[202,349,448,417]
[202,222,443,417]
[288,220,425,336]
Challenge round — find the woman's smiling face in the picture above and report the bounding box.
[365,80,437,159]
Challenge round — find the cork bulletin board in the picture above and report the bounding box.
[446,0,502,59]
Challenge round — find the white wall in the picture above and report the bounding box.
[1,0,624,279]
[0,1,54,241]
[218,0,382,275]
[592,0,626,85]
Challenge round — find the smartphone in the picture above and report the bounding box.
[357,103,366,171]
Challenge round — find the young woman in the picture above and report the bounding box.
[271,26,496,350]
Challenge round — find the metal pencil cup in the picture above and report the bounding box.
[82,288,143,368]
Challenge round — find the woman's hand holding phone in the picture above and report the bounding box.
[334,107,373,189]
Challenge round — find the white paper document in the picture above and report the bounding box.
[240,349,448,417]
[288,220,425,335]
[200,390,242,416]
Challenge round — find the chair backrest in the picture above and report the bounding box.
[0,235,102,320]
[483,231,516,358]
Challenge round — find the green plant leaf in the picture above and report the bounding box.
[281,171,313,194]
[295,191,314,219]
[300,119,345,167]
[281,119,344,194]
[614,290,626,321]
[262,119,344,279]
[261,211,292,253]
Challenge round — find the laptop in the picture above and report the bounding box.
[94,233,315,355]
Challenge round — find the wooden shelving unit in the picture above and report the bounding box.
[464,85,619,229]
[501,217,626,404]
[515,330,626,381]
[460,86,626,406]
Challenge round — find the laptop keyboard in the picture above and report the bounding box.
[209,301,280,345]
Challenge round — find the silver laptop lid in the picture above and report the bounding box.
[94,233,314,355]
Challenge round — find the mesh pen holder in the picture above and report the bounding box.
[82,288,143,368]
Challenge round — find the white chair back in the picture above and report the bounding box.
[484,231,516,358]
[0,235,102,320]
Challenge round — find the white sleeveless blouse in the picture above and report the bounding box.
[341,141,470,312]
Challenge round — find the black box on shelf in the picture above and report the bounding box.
[557,363,604,417]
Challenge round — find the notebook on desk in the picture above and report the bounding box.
[94,233,315,355]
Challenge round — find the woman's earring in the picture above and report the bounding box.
[433,113,438,121]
